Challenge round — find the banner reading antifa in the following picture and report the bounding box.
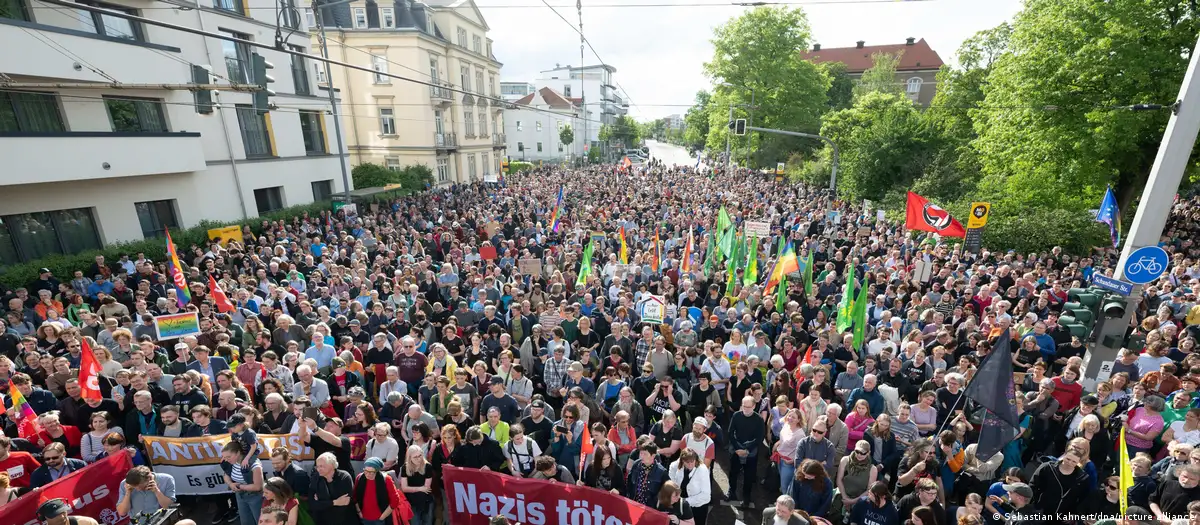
[0,451,133,525]
[141,432,369,495]
[442,465,670,525]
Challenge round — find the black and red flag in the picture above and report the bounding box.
[905,191,966,237]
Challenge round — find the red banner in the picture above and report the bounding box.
[905,191,966,237]
[0,451,133,525]
[442,465,670,525]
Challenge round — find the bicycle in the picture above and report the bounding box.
[1126,256,1163,276]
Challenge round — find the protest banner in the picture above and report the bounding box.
[640,295,666,325]
[0,451,132,525]
[517,258,542,277]
[153,312,202,340]
[206,225,243,246]
[443,465,669,525]
[744,221,770,238]
[142,432,368,495]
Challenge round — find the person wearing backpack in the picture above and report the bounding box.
[502,424,542,477]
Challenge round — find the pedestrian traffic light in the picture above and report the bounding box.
[252,53,276,115]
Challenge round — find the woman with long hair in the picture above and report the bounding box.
[220,440,265,525]
[261,477,299,525]
[655,481,694,525]
[791,459,833,518]
[774,408,805,494]
[430,425,460,524]
[845,399,875,445]
[908,506,938,525]
[836,440,879,519]
[667,448,711,525]
[581,446,626,494]
[82,411,121,463]
[399,445,434,525]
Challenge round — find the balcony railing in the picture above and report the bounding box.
[492,134,506,147]
[434,132,457,149]
[429,83,452,102]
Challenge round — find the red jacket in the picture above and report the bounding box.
[1051,376,1083,412]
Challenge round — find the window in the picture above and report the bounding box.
[279,0,299,29]
[353,8,367,28]
[516,141,524,152]
[558,143,563,152]
[214,0,244,14]
[253,187,284,214]
[536,142,542,152]
[468,154,477,180]
[460,66,470,92]
[434,110,444,133]
[385,157,400,171]
[303,7,315,28]
[457,27,467,47]
[907,77,923,94]
[475,71,484,95]
[104,96,167,133]
[235,105,273,158]
[311,180,334,201]
[1,0,31,21]
[221,31,253,84]
[134,200,178,239]
[464,110,474,136]
[536,121,542,132]
[479,113,487,137]
[372,55,389,84]
[429,57,440,82]
[0,209,101,263]
[0,91,64,132]
[489,75,497,97]
[482,155,489,177]
[564,85,571,97]
[436,157,448,183]
[381,7,394,28]
[472,35,482,54]
[76,0,143,40]
[379,108,396,135]
[516,120,522,132]
[290,46,311,95]
[299,110,326,155]
[487,42,492,58]
[314,64,327,83]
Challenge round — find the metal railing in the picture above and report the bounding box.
[429,83,452,101]
[492,134,505,146]
[434,132,457,148]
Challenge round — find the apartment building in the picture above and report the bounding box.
[307,0,505,185]
[0,0,349,263]
[531,63,627,152]
[499,81,535,102]
[504,87,583,163]
[799,38,945,106]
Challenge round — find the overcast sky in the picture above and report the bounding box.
[481,0,1023,120]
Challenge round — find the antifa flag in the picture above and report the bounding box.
[962,328,1021,461]
[905,192,967,237]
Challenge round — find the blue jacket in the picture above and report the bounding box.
[847,387,885,418]
[791,475,833,517]
[30,459,88,488]
[626,460,667,507]
[186,356,231,378]
[87,280,114,300]
[1029,333,1057,359]
[4,387,57,414]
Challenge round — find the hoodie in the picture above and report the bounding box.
[1030,459,1090,514]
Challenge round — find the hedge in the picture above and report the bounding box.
[0,201,334,290]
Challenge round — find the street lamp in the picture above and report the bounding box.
[314,0,353,201]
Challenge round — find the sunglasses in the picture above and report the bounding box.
[811,428,826,435]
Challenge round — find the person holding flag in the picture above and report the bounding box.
[164,228,191,307]
[6,374,48,439]
[619,225,629,264]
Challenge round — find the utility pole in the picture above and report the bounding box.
[745,88,755,167]
[724,104,733,176]
[314,0,352,201]
[1083,31,1200,387]
[577,0,586,165]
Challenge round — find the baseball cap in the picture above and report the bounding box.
[692,417,709,429]
[331,357,346,368]
[1081,394,1099,406]
[227,413,247,427]
[37,499,70,520]
[38,268,51,274]
[530,400,546,409]
[349,319,361,326]
[1002,482,1033,500]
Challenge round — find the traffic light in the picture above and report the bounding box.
[501,157,510,174]
[729,118,746,136]
[252,53,276,115]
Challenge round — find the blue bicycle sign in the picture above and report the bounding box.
[1123,246,1169,284]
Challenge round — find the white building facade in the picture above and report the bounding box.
[0,0,349,263]
[503,87,583,163]
[531,64,627,153]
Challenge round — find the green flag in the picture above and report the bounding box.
[852,278,870,350]
[703,231,715,277]
[576,240,593,287]
[835,264,856,333]
[803,250,815,297]
[726,229,742,296]
[717,207,734,258]
[743,236,759,286]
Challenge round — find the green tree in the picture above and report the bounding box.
[351,163,395,189]
[821,62,855,112]
[683,90,712,151]
[600,115,642,150]
[854,52,904,99]
[559,125,574,148]
[704,6,830,167]
[399,164,434,189]
[972,0,1200,213]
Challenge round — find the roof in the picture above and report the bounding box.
[513,87,579,110]
[799,39,944,73]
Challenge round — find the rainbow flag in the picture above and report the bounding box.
[652,226,662,272]
[165,228,191,306]
[549,186,564,233]
[765,242,799,295]
[680,228,694,273]
[8,383,43,439]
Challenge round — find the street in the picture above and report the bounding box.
[646,139,696,167]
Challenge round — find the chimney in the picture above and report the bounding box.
[856,40,865,49]
[906,37,915,45]
[812,43,820,51]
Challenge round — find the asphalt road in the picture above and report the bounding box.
[646,139,696,168]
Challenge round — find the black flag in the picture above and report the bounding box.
[963,328,1021,461]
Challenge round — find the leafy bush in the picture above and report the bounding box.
[352,163,434,190]
[0,201,332,290]
[510,161,534,173]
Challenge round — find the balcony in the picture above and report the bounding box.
[434,132,458,150]
[492,134,506,149]
[430,83,453,105]
[0,19,187,84]
[0,132,206,186]
[464,130,477,139]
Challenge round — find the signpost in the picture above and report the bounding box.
[964,201,990,254]
[1092,274,1134,296]
[1122,246,1169,284]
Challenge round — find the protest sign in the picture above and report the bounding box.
[640,295,666,325]
[745,221,770,238]
[206,225,243,246]
[0,451,132,525]
[518,258,542,277]
[153,312,202,340]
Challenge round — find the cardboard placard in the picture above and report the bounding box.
[641,295,666,325]
[206,225,243,246]
[486,221,500,238]
[745,221,770,238]
[518,258,542,277]
[479,245,497,260]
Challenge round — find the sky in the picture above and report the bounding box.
[481,0,1024,120]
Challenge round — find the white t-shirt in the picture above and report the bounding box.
[1168,420,1200,446]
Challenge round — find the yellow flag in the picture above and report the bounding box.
[1119,427,1132,514]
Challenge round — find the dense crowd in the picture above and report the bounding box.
[2,165,1200,525]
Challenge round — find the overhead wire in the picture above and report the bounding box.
[24,0,941,11]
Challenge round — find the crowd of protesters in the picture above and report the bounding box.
[2,165,1200,525]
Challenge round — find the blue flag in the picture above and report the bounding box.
[962,328,1020,461]
[1096,186,1121,248]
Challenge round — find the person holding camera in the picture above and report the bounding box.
[550,405,585,477]
[116,466,177,525]
[646,374,684,426]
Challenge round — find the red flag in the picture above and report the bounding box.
[78,339,103,401]
[904,192,966,237]
[579,423,593,476]
[208,274,235,313]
